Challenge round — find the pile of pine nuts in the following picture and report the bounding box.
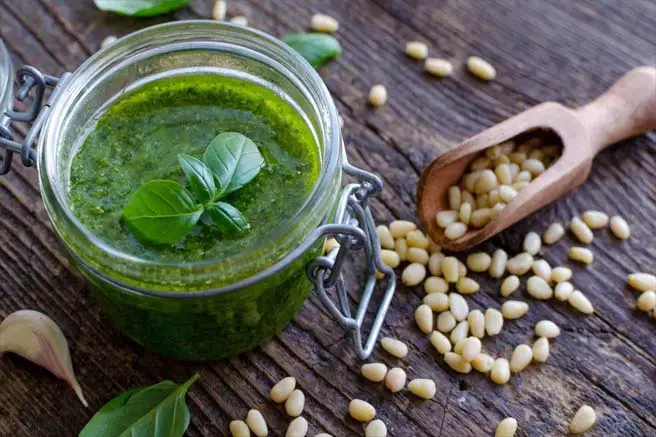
[436,138,561,240]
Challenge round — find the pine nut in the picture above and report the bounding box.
[406,41,428,60]
[444,352,473,374]
[395,238,408,261]
[406,230,430,249]
[407,247,430,265]
[425,58,453,77]
[510,344,533,373]
[310,13,339,33]
[523,232,542,255]
[570,217,594,244]
[569,405,597,434]
[424,277,449,295]
[502,300,529,319]
[430,331,452,354]
[428,252,444,276]
[415,304,434,334]
[246,410,268,437]
[485,308,504,336]
[368,84,387,107]
[522,158,545,176]
[535,320,560,338]
[467,309,485,339]
[389,220,416,238]
[100,35,117,49]
[349,399,376,422]
[408,379,436,399]
[384,367,406,393]
[532,337,550,362]
[467,252,492,272]
[436,210,458,228]
[489,249,508,278]
[543,222,565,245]
[467,56,496,81]
[437,311,457,333]
[361,363,388,382]
[490,358,510,384]
[230,420,251,437]
[459,202,473,225]
[495,417,518,437]
[582,210,609,229]
[365,420,388,437]
[376,225,395,249]
[609,215,630,239]
[380,337,408,358]
[506,252,534,275]
[551,266,572,283]
[445,222,468,240]
[450,320,469,344]
[212,0,227,20]
[230,16,248,26]
[568,247,594,264]
[456,277,480,295]
[527,275,553,300]
[554,282,574,301]
[471,353,494,373]
[627,273,656,291]
[637,291,656,312]
[285,389,305,417]
[470,208,492,228]
[449,293,469,321]
[402,263,427,286]
[286,417,308,437]
[442,257,460,283]
[461,337,482,362]
[568,290,594,314]
[501,275,520,297]
[532,259,553,283]
[381,249,400,268]
[271,377,296,403]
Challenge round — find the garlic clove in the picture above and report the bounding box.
[0,310,87,407]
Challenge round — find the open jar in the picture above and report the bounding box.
[0,22,395,360]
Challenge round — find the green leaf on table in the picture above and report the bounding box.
[282,33,343,69]
[178,154,217,205]
[123,180,203,245]
[93,0,190,17]
[205,201,250,233]
[79,374,199,437]
[202,132,265,197]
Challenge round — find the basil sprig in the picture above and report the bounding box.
[282,33,343,69]
[93,0,190,17]
[123,132,264,246]
[79,374,199,437]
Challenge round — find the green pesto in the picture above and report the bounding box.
[69,74,320,264]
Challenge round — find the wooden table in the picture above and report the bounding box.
[1,1,654,436]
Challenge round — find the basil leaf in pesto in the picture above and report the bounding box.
[206,201,251,233]
[282,33,342,69]
[93,0,189,17]
[79,374,199,437]
[123,180,203,245]
[178,154,217,205]
[203,132,265,197]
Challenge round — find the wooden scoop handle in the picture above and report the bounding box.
[575,66,656,153]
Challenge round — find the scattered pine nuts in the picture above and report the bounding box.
[449,293,469,321]
[501,275,520,297]
[445,222,468,240]
[246,410,268,437]
[467,309,485,339]
[402,263,427,286]
[406,41,428,60]
[527,275,553,300]
[311,13,339,33]
[361,363,388,382]
[471,353,495,373]
[506,252,534,275]
[543,222,565,245]
[570,217,594,244]
[230,420,251,437]
[389,220,417,238]
[428,253,444,277]
[437,311,457,333]
[502,301,529,319]
[532,337,550,362]
[415,304,434,334]
[285,389,305,417]
[376,225,395,249]
[568,290,594,314]
[442,256,460,283]
[489,249,508,278]
[212,0,227,20]
[551,266,572,283]
[271,377,296,403]
[461,337,482,362]
[510,344,533,373]
[424,292,449,311]
[582,211,609,229]
[286,417,308,437]
[365,420,388,437]
[425,276,449,294]
[406,230,430,249]
[408,378,436,399]
[450,320,469,344]
[230,16,248,26]
[523,232,542,255]
[349,399,376,422]
[554,281,574,301]
[444,352,473,374]
[609,215,631,239]
[495,418,518,437]
[485,308,504,336]
[395,238,408,261]
[380,337,408,358]
[627,273,656,291]
[384,367,407,393]
[407,247,430,265]
[569,405,597,434]
[425,58,453,77]
[535,320,560,338]
[637,291,656,312]
[381,249,401,268]
[467,56,496,81]
[368,84,388,107]
[430,331,452,354]
[568,247,594,264]
[490,358,511,384]
[532,259,553,282]
[467,252,492,272]
[456,277,480,294]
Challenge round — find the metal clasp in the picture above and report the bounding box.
[0,66,70,175]
[307,162,396,360]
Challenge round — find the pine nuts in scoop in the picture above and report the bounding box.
[408,379,437,399]
[569,405,597,434]
[425,58,453,77]
[406,41,428,60]
[437,210,459,228]
[365,420,388,437]
[271,377,296,403]
[381,337,408,358]
[286,417,308,437]
[415,304,434,334]
[384,367,407,393]
[510,344,533,373]
[445,222,468,240]
[368,84,388,107]
[285,389,305,417]
[490,358,511,384]
[361,363,388,382]
[349,399,376,422]
[535,320,560,338]
[311,13,339,33]
[246,410,268,437]
[609,215,630,239]
[502,301,529,319]
[467,56,496,81]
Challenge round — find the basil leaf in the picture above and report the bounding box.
[202,132,264,197]
[123,180,203,245]
[282,33,342,68]
[206,201,250,233]
[79,374,199,437]
[93,0,189,17]
[178,154,216,205]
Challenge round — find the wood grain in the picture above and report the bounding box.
[0,1,655,436]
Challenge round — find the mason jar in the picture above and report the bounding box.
[0,22,394,360]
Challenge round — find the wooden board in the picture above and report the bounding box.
[0,0,654,435]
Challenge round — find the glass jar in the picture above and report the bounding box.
[0,22,394,360]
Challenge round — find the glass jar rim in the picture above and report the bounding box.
[38,21,342,291]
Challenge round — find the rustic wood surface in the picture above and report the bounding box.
[0,0,655,436]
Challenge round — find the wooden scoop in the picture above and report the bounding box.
[417,66,656,251]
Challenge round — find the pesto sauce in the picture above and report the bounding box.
[69,75,320,263]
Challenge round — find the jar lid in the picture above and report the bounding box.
[0,39,13,117]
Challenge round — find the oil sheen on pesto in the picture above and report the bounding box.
[69,74,320,263]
